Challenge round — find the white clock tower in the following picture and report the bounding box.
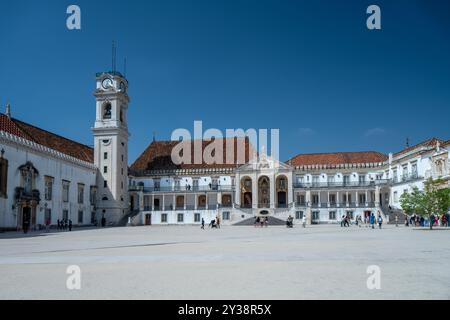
[92,71,130,224]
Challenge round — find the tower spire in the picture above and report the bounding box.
[5,102,11,118]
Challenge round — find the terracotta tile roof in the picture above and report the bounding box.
[0,113,94,163]
[130,138,254,172]
[393,137,444,157]
[288,151,388,167]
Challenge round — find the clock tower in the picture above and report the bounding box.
[92,71,130,224]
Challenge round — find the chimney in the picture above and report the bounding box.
[5,103,11,118]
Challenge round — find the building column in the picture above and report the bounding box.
[162,194,165,211]
[173,194,176,211]
[252,174,258,209]
[327,191,330,208]
[336,191,340,207]
[346,191,349,207]
[139,191,144,211]
[365,190,368,206]
[356,191,359,207]
[206,193,209,210]
[375,186,380,207]
[318,192,321,208]
[270,174,275,208]
[195,194,198,210]
[152,194,155,211]
[184,193,187,210]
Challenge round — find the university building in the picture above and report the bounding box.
[1,72,449,230]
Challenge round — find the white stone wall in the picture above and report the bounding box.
[0,132,96,229]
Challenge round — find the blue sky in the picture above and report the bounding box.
[1,0,449,163]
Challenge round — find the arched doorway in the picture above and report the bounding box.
[240,177,252,208]
[258,176,270,208]
[276,175,288,208]
[198,195,207,208]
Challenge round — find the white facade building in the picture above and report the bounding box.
[1,71,449,231]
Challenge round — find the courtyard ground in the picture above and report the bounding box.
[0,224,449,300]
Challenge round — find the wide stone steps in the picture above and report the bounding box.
[234,216,287,226]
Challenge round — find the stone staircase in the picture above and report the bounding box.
[384,207,405,225]
[117,210,140,226]
[233,216,287,226]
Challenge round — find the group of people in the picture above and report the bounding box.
[254,216,269,227]
[201,216,221,229]
[286,215,307,228]
[341,212,383,229]
[403,213,449,227]
[57,219,73,231]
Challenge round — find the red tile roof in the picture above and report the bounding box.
[130,138,254,172]
[0,113,94,163]
[288,151,388,167]
[393,137,443,157]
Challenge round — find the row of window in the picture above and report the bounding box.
[45,176,95,204]
[295,211,350,220]
[159,212,231,223]
[44,208,89,224]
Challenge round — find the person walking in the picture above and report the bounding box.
[395,215,399,227]
[370,213,375,229]
[216,216,221,229]
[68,219,73,232]
[377,213,383,229]
[302,214,307,228]
[201,218,205,230]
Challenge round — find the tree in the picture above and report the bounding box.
[400,178,450,230]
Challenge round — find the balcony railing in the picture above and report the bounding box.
[295,202,378,208]
[293,180,390,189]
[129,185,235,193]
[392,173,421,184]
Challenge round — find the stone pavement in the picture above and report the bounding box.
[0,224,449,299]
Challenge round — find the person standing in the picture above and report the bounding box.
[68,219,73,232]
[302,214,307,228]
[201,218,205,230]
[370,213,375,229]
[216,216,221,229]
[395,215,399,227]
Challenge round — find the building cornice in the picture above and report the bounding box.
[0,130,96,171]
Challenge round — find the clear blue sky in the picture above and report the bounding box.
[1,0,449,163]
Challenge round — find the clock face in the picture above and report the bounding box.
[102,78,113,89]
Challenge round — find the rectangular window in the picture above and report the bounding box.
[359,175,366,184]
[296,194,305,205]
[90,186,97,205]
[393,191,398,203]
[103,166,108,173]
[44,176,54,201]
[77,184,84,204]
[411,162,418,178]
[78,210,83,224]
[104,152,108,160]
[347,211,354,219]
[154,180,160,191]
[329,211,336,220]
[359,193,366,204]
[45,208,52,222]
[312,194,319,205]
[62,180,70,202]
[343,175,350,185]
[312,211,320,221]
[295,211,304,219]
[192,179,199,191]
[0,158,8,198]
[194,213,201,222]
[222,211,230,220]
[329,194,336,204]
[161,213,168,223]
[104,180,108,188]
[177,213,184,223]
[327,176,335,184]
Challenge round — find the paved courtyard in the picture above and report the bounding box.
[0,224,449,300]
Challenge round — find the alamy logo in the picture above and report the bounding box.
[66,5,81,30]
[366,5,381,30]
[366,265,381,290]
[66,265,81,290]
[171,121,279,166]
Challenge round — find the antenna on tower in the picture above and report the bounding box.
[406,137,410,148]
[112,40,117,73]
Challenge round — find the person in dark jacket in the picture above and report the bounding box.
[68,219,73,231]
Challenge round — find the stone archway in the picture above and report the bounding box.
[240,177,252,208]
[258,176,270,208]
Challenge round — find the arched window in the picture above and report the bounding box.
[103,103,112,120]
